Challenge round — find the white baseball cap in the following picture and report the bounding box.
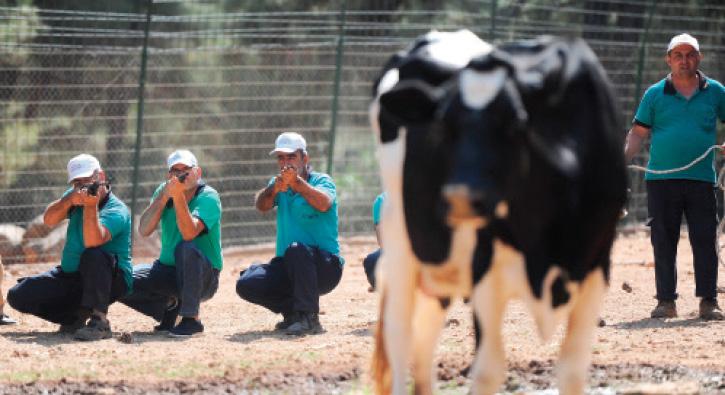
[667,33,699,53]
[167,149,198,169]
[269,132,306,155]
[67,154,101,183]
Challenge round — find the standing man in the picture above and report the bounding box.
[236,132,343,335]
[7,154,132,339]
[363,192,385,291]
[121,149,222,337]
[625,33,725,320]
[1,256,17,325]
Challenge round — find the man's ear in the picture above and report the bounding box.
[195,167,203,179]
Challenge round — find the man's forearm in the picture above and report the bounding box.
[138,194,167,236]
[255,184,277,212]
[82,205,108,248]
[44,194,74,226]
[172,194,200,241]
[292,179,332,212]
[624,129,644,163]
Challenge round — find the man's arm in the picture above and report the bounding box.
[171,192,206,241]
[44,190,81,226]
[624,124,651,163]
[82,198,111,248]
[138,186,169,237]
[255,177,285,213]
[290,177,333,212]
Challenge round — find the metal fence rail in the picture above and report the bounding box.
[0,1,723,263]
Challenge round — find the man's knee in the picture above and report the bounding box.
[235,275,252,300]
[78,247,112,273]
[283,242,312,265]
[6,283,31,313]
[174,241,201,265]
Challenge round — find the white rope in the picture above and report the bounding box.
[628,144,725,268]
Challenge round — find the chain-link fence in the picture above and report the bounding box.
[0,0,723,263]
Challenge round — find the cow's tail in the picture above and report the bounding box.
[371,289,391,395]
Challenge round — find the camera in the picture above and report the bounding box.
[177,173,188,183]
[84,181,100,196]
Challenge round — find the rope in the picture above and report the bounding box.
[628,144,725,268]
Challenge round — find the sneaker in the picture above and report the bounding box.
[699,298,724,321]
[274,312,298,331]
[74,317,112,341]
[168,317,204,338]
[154,298,179,332]
[285,312,323,336]
[58,315,89,334]
[0,313,17,325]
[650,300,677,319]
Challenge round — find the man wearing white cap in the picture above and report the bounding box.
[236,132,343,335]
[625,33,725,320]
[7,154,132,340]
[121,149,222,337]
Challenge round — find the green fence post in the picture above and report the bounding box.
[488,0,498,43]
[632,0,658,115]
[326,0,347,176]
[130,0,153,242]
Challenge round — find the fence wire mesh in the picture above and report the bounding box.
[0,0,723,263]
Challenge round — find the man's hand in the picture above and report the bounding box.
[280,165,300,191]
[78,188,100,208]
[166,177,186,200]
[273,174,289,193]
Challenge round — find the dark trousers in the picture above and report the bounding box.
[236,242,343,314]
[647,180,718,301]
[121,241,219,321]
[363,248,381,289]
[7,248,126,325]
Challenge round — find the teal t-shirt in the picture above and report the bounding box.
[272,171,342,263]
[60,190,133,293]
[634,73,725,182]
[152,183,223,270]
[372,193,385,225]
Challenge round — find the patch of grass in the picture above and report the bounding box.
[0,367,84,382]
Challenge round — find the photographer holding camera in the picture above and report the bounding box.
[7,154,132,340]
[121,149,222,337]
[236,132,343,335]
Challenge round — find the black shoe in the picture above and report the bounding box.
[154,299,179,332]
[285,312,323,336]
[0,313,16,325]
[699,298,724,321]
[274,312,298,331]
[168,317,204,338]
[650,300,677,319]
[74,317,112,341]
[58,314,89,334]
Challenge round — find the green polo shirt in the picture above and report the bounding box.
[152,183,223,270]
[372,193,385,225]
[271,171,342,262]
[60,190,133,293]
[634,72,725,182]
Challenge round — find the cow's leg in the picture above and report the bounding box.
[470,276,507,395]
[410,292,447,395]
[557,268,606,395]
[372,251,417,395]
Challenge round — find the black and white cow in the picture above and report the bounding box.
[369,29,494,395]
[371,35,627,395]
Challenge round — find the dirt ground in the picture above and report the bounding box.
[0,232,724,394]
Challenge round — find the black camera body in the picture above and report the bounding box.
[177,173,188,183]
[84,181,100,196]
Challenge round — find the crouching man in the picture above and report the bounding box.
[236,132,343,335]
[7,154,132,340]
[122,149,222,337]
